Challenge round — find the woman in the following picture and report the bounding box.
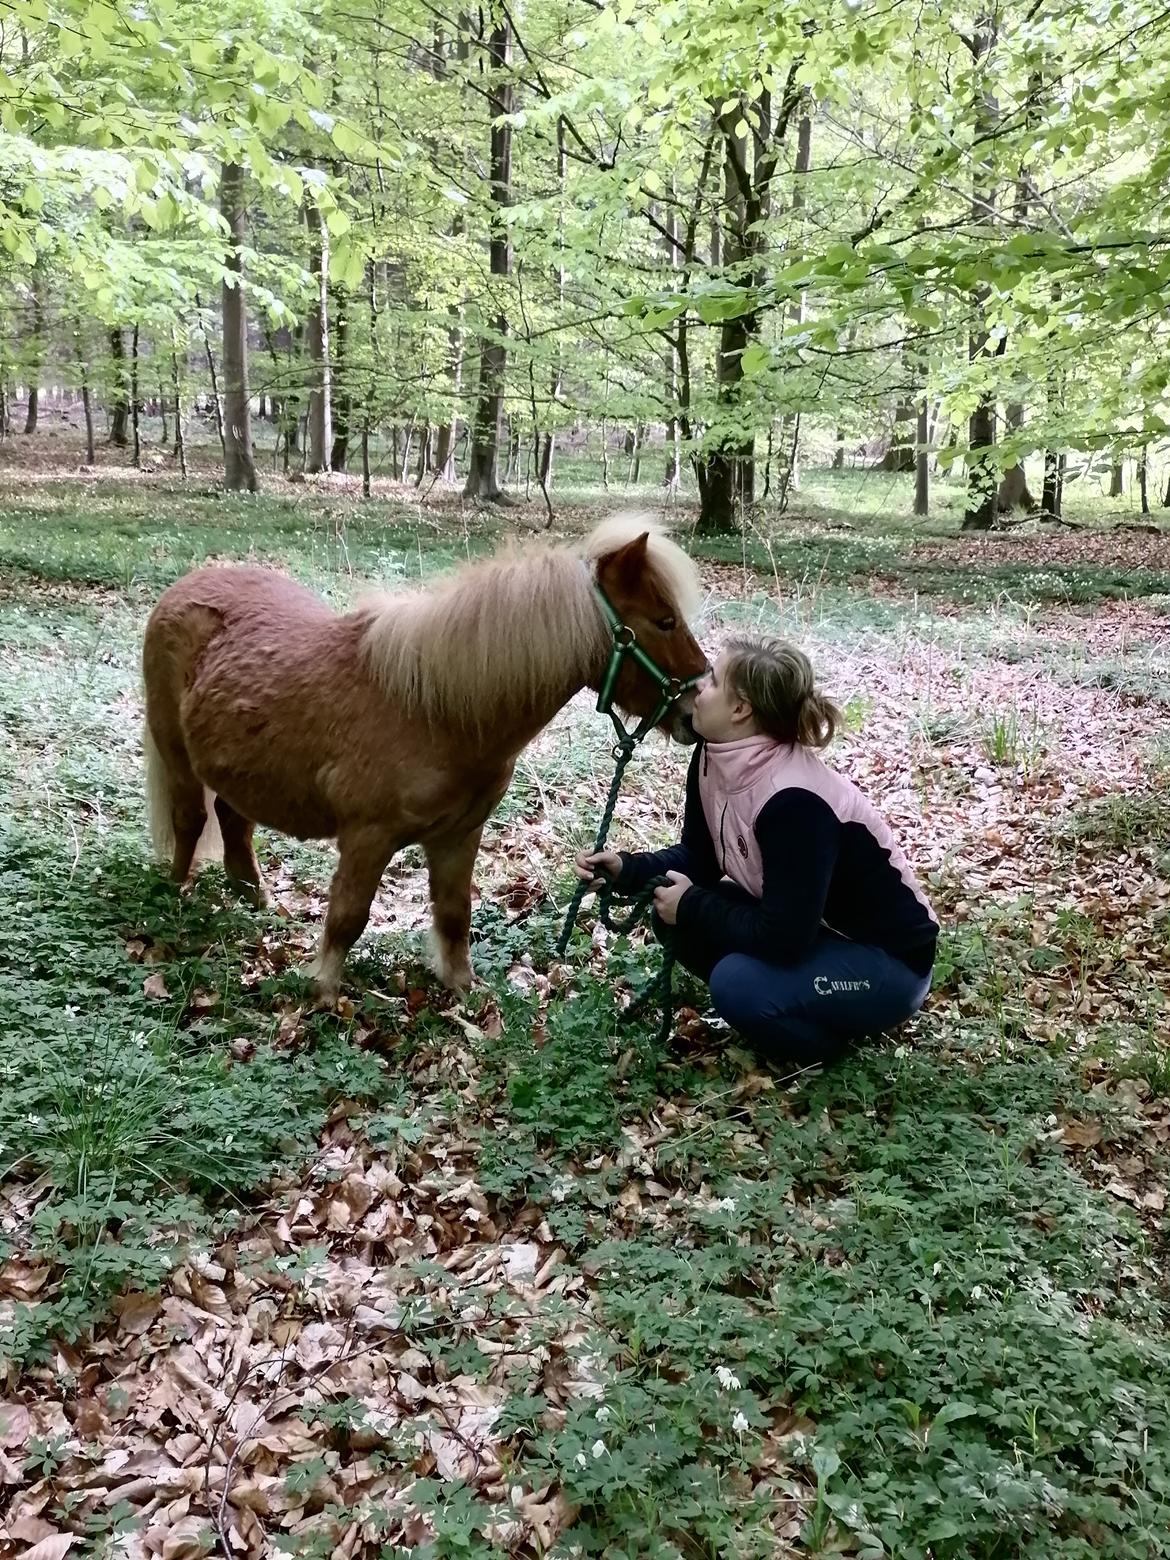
[575,637,938,1066]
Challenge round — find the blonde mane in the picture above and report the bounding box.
[361,514,700,731]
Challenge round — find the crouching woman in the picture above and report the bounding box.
[575,638,938,1067]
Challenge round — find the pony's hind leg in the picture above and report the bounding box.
[214,797,267,908]
[303,827,398,1005]
[158,749,212,885]
[424,827,483,992]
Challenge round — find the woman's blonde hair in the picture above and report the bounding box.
[723,636,840,749]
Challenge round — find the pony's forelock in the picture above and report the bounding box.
[578,511,701,621]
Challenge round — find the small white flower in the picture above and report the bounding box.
[732,1410,750,1433]
[711,1197,737,1212]
[575,1451,587,1468]
[591,1439,607,1459]
[596,1406,611,1422]
[932,1261,942,1277]
[971,1284,984,1301]
[715,1366,741,1391]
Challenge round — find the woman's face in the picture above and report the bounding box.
[691,652,755,742]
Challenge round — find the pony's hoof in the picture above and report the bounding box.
[300,955,340,1008]
[230,877,267,910]
[441,962,474,994]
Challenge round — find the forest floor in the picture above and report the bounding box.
[2,433,1170,1560]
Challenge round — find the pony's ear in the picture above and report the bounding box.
[599,531,650,589]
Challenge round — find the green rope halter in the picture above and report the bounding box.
[556,584,702,1043]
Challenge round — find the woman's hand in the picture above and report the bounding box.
[653,871,692,924]
[574,850,622,889]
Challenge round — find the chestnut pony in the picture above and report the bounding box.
[142,516,705,1002]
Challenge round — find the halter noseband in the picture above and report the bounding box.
[592,583,700,754]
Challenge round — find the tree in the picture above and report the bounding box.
[221,158,258,493]
[305,194,332,475]
[109,329,130,446]
[463,13,513,502]
[962,14,1001,532]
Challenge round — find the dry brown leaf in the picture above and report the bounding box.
[0,1400,30,1449]
[142,971,170,1001]
[17,1537,78,1560]
[8,1517,59,1545]
[1060,1120,1104,1150]
[154,1515,214,1560]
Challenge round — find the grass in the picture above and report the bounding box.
[1,449,1170,1557]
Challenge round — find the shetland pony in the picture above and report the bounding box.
[142,517,705,1002]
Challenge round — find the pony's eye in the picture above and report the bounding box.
[656,615,677,632]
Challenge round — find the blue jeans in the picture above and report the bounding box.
[665,918,931,1067]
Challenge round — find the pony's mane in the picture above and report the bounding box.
[360,513,700,731]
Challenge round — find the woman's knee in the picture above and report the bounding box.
[709,954,771,1028]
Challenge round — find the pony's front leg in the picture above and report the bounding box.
[304,828,398,1005]
[424,827,484,992]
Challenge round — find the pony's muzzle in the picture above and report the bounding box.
[666,690,698,744]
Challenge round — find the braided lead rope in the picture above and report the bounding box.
[557,739,678,1046]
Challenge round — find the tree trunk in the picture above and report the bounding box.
[330,290,350,471]
[781,107,813,493]
[159,376,169,445]
[882,400,917,472]
[997,461,1036,513]
[220,159,258,492]
[1109,459,1124,497]
[171,333,187,480]
[962,16,1000,531]
[993,74,1039,519]
[23,287,43,434]
[661,191,683,490]
[538,117,567,495]
[362,260,377,499]
[431,31,468,483]
[130,324,141,467]
[305,199,331,474]
[697,93,772,534]
[434,417,459,481]
[463,16,513,501]
[1138,447,1150,514]
[76,332,96,465]
[832,431,846,470]
[914,398,930,516]
[996,404,1036,512]
[265,323,300,470]
[414,424,434,485]
[197,290,225,451]
[108,328,130,445]
[1041,449,1064,520]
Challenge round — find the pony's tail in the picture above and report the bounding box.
[143,722,222,866]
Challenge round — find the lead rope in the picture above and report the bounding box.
[555,734,678,1047]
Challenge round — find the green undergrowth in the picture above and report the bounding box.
[3,478,1170,1556]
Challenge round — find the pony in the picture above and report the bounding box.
[142,515,706,1003]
